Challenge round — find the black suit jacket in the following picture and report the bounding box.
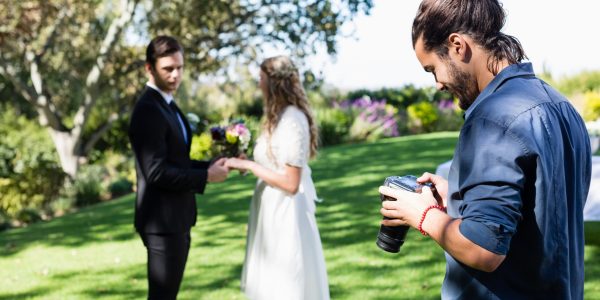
[129,86,209,233]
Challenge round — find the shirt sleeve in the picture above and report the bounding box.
[279,110,310,167]
[456,117,530,255]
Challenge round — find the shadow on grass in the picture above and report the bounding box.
[0,194,139,256]
[0,286,54,300]
[0,261,147,299]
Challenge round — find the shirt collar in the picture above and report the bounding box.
[464,62,535,119]
[146,81,174,104]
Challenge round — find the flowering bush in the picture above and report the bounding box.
[210,120,252,157]
[336,97,399,141]
[433,98,464,132]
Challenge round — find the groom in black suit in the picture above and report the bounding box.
[129,35,229,300]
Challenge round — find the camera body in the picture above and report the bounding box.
[376,175,433,253]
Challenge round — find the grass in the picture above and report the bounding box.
[1,132,599,299]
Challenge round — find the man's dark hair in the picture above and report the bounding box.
[412,0,526,74]
[146,35,183,68]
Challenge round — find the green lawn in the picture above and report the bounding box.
[1,132,599,299]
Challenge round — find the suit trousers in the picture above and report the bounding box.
[140,231,191,300]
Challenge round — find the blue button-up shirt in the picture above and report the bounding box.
[444,63,591,299]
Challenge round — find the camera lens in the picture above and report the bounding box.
[376,223,409,253]
[376,194,410,253]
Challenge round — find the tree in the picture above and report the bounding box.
[0,0,139,177]
[0,0,372,177]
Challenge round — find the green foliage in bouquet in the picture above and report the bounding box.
[190,133,216,161]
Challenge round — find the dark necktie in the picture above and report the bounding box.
[168,101,188,143]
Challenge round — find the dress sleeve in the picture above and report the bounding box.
[279,110,310,167]
[456,117,530,255]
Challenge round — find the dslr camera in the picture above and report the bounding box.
[376,175,434,253]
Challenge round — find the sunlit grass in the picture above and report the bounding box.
[1,132,599,299]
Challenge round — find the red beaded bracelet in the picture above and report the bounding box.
[417,205,446,236]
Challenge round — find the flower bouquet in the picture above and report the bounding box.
[210,120,252,158]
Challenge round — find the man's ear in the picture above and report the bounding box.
[145,63,154,74]
[448,33,470,62]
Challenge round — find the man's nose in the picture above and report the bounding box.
[436,82,446,91]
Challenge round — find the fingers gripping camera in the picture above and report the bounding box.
[376,175,435,253]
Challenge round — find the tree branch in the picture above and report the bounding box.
[35,5,72,60]
[82,103,131,156]
[24,49,65,130]
[0,56,35,104]
[72,0,139,141]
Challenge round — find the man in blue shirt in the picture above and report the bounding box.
[379,0,591,299]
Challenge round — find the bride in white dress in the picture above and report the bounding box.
[225,56,330,300]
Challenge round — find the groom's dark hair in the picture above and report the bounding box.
[412,0,526,74]
[146,35,184,69]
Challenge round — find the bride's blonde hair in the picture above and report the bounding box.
[260,56,318,158]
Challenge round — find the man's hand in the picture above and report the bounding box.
[417,172,448,207]
[379,184,439,228]
[207,158,229,182]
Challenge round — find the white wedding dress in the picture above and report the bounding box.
[241,106,330,300]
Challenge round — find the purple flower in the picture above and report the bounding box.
[438,99,455,111]
[333,96,400,139]
[210,126,226,141]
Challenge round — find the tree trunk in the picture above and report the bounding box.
[48,129,80,178]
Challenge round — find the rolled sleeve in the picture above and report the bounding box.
[455,118,529,255]
[460,219,511,255]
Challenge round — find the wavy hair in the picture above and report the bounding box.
[260,56,318,158]
[412,0,526,74]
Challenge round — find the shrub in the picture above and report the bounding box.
[0,108,66,222]
[407,101,439,133]
[48,196,76,217]
[433,99,464,131]
[0,209,11,231]
[72,164,107,207]
[346,99,399,141]
[583,91,600,121]
[344,85,452,110]
[555,71,600,96]
[236,96,263,119]
[108,177,133,198]
[315,107,351,146]
[14,208,42,224]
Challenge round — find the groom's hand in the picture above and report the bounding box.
[209,155,224,166]
[207,158,229,182]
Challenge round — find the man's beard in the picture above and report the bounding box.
[446,61,479,110]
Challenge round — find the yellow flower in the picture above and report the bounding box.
[225,131,238,144]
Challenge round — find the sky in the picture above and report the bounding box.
[291,0,600,90]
